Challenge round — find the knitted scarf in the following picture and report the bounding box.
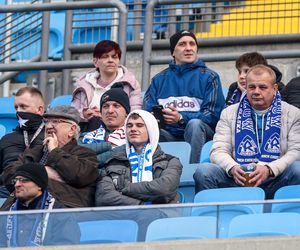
[235,91,281,165]
[82,125,126,148]
[128,143,153,183]
[6,191,55,247]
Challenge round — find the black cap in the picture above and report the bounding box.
[100,84,130,114]
[169,30,198,55]
[44,105,80,124]
[14,163,48,190]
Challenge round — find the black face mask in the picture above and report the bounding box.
[16,112,44,130]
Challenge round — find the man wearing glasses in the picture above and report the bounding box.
[0,163,80,247]
[2,105,99,208]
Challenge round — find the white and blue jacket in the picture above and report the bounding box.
[143,59,225,135]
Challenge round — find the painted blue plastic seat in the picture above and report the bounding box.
[228,213,300,238]
[199,140,213,163]
[48,95,72,109]
[272,185,300,213]
[179,163,198,203]
[192,187,265,238]
[145,216,217,242]
[0,124,6,139]
[0,98,18,133]
[79,220,138,244]
[159,141,191,165]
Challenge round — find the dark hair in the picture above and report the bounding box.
[127,113,141,120]
[15,86,44,102]
[93,40,122,59]
[235,52,267,70]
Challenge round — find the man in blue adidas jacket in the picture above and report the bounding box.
[143,30,225,163]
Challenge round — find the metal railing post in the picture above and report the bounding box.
[39,0,50,100]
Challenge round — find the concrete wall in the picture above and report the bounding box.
[4,236,300,250]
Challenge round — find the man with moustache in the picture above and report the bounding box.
[2,105,98,208]
[193,65,300,199]
[143,30,225,163]
[0,87,45,198]
[80,86,130,166]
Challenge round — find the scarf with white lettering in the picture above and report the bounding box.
[128,143,153,183]
[82,125,126,148]
[235,91,281,165]
[6,191,55,247]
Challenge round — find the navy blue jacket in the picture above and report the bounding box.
[143,59,225,135]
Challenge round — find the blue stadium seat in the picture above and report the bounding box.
[179,163,198,203]
[0,97,16,114]
[145,216,217,241]
[78,220,138,244]
[159,141,191,165]
[228,213,300,238]
[192,187,265,238]
[48,95,72,109]
[199,140,213,163]
[0,124,6,139]
[272,185,300,213]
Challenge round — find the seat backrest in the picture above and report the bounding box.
[0,124,6,139]
[159,141,191,165]
[228,213,300,238]
[0,116,18,133]
[78,220,138,244]
[199,140,213,163]
[272,185,300,213]
[145,216,217,241]
[48,95,72,109]
[192,187,265,238]
[0,97,16,114]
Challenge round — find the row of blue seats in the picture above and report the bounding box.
[78,212,300,243]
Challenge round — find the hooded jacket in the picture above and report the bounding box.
[143,59,225,135]
[72,65,142,118]
[95,110,182,206]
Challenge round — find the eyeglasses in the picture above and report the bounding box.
[43,118,74,126]
[12,177,31,185]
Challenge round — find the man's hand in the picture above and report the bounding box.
[162,105,181,124]
[83,107,101,119]
[230,165,246,186]
[248,164,270,187]
[43,133,59,152]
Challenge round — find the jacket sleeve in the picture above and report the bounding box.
[121,157,182,203]
[46,145,98,187]
[143,78,158,112]
[71,87,89,119]
[210,106,240,175]
[181,73,225,128]
[127,79,143,110]
[95,171,142,206]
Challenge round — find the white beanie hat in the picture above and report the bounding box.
[125,110,159,155]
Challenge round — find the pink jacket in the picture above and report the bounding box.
[72,65,142,118]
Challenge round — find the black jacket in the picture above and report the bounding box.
[95,145,182,206]
[0,125,44,176]
[281,76,300,109]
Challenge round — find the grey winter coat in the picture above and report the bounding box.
[95,145,182,206]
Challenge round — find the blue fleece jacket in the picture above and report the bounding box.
[143,59,225,136]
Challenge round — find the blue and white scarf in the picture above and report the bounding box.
[227,88,242,107]
[82,125,126,147]
[128,143,153,183]
[6,191,55,247]
[235,91,281,165]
